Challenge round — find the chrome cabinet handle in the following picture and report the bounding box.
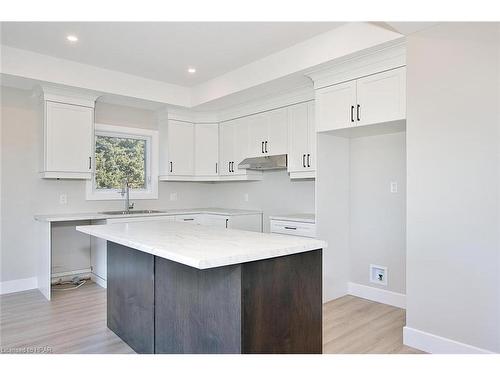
[262,141,265,154]
[265,141,268,153]
[351,105,354,122]
[284,226,297,230]
[307,154,311,168]
[357,104,360,122]
[169,161,173,173]
[215,162,218,174]
[303,154,306,168]
[89,156,92,170]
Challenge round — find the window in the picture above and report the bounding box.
[86,124,158,200]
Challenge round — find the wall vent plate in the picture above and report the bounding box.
[369,264,388,286]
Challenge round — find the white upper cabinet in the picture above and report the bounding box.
[287,102,309,172]
[315,66,406,132]
[316,80,357,132]
[356,67,406,126]
[40,91,96,179]
[307,102,317,171]
[194,123,219,176]
[266,108,288,155]
[287,101,316,178]
[219,119,235,176]
[247,113,267,157]
[247,108,288,157]
[219,118,260,178]
[166,120,194,176]
[233,117,250,175]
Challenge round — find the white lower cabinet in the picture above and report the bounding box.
[270,219,316,238]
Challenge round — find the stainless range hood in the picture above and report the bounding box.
[238,154,287,171]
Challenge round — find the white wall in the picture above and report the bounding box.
[349,132,406,294]
[316,133,350,302]
[405,23,500,353]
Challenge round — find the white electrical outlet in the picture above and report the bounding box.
[244,193,249,202]
[370,264,388,286]
[59,194,67,205]
[169,192,178,201]
[390,181,398,193]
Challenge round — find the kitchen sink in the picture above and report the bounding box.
[100,210,166,215]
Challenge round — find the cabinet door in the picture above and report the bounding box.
[45,101,94,173]
[307,101,316,171]
[202,214,229,228]
[315,80,357,132]
[219,121,235,176]
[287,102,309,173]
[356,67,406,127]
[266,108,288,155]
[167,120,194,175]
[233,117,250,175]
[247,113,267,157]
[195,123,219,176]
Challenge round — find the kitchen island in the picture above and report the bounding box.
[76,221,326,354]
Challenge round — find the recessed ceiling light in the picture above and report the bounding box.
[66,35,78,42]
[187,67,196,74]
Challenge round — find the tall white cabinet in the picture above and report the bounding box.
[39,89,98,179]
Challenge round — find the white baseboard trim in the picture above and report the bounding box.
[403,326,496,354]
[347,282,406,309]
[0,277,38,295]
[91,273,107,289]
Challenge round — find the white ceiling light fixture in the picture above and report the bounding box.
[66,35,78,42]
[187,67,196,74]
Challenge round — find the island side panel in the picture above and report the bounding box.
[154,257,242,354]
[107,242,155,354]
[241,249,323,354]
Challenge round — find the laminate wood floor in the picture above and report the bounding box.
[0,282,423,354]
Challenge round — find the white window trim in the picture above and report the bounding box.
[86,123,159,201]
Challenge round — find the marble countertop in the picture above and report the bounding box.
[269,213,315,223]
[76,221,326,269]
[34,208,263,222]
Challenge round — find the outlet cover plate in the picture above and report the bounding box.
[370,264,388,286]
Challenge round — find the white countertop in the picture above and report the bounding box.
[76,221,326,269]
[34,208,263,222]
[269,213,315,223]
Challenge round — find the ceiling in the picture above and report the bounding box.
[0,22,341,87]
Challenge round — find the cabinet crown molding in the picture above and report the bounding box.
[36,85,101,108]
[305,38,407,90]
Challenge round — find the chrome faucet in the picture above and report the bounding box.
[120,179,135,212]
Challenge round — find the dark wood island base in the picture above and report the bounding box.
[107,241,322,354]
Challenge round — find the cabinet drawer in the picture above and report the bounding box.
[270,220,316,238]
[174,214,201,224]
